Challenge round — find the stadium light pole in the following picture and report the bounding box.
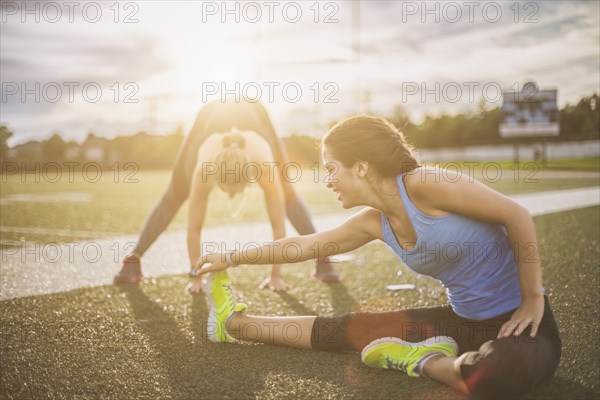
[353,0,361,113]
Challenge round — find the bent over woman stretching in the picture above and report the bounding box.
[194,115,561,398]
[186,128,291,292]
[114,100,340,290]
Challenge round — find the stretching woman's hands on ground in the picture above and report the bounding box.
[187,275,205,294]
[259,275,290,291]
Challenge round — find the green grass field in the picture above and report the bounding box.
[0,170,342,244]
[1,159,599,244]
[1,159,599,398]
[1,206,598,399]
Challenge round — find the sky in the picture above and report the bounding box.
[1,0,599,146]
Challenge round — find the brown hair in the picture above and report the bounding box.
[216,131,250,196]
[322,115,420,178]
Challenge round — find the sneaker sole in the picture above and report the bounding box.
[311,272,341,284]
[361,335,458,364]
[113,274,143,284]
[206,273,220,343]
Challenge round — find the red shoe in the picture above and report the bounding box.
[113,255,143,284]
[312,258,341,283]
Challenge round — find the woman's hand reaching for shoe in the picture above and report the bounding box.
[193,252,234,275]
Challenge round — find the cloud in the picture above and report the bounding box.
[1,20,169,143]
[1,1,598,144]
[1,27,168,85]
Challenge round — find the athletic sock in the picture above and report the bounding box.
[415,352,445,377]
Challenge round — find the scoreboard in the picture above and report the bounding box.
[500,82,559,138]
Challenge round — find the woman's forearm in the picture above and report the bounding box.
[187,230,201,267]
[270,264,282,277]
[230,234,329,266]
[505,207,544,299]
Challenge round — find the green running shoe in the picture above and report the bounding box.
[361,336,458,378]
[206,271,247,343]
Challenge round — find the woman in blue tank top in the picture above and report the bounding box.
[194,115,562,398]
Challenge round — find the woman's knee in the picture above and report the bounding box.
[459,335,560,398]
[311,315,352,352]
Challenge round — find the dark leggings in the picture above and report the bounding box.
[135,100,317,256]
[311,296,561,398]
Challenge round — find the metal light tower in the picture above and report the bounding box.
[353,0,361,113]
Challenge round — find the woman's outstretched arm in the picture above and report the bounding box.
[195,208,377,274]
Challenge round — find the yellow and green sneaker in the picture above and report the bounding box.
[206,271,247,343]
[361,336,458,377]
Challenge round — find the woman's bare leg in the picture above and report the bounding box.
[226,312,469,393]
[422,354,469,394]
[226,313,317,350]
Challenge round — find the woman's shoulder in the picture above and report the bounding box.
[403,165,468,216]
[345,207,384,240]
[404,165,466,191]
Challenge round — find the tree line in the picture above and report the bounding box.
[391,93,598,149]
[1,93,598,170]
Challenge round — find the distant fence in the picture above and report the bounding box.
[419,139,600,162]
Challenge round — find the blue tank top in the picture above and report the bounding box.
[381,173,523,320]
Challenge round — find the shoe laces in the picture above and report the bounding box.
[386,356,413,372]
[224,283,235,307]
